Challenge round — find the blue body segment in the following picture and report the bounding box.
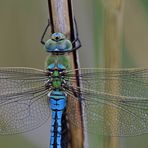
[47,63,66,72]
[48,91,67,148]
[48,63,55,69]
[57,64,66,69]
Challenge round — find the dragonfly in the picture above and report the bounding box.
[0,32,148,148]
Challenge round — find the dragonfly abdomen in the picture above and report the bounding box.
[49,90,67,148]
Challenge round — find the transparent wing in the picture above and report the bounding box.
[65,68,148,136]
[66,87,148,136]
[0,67,48,96]
[0,67,50,135]
[66,68,148,98]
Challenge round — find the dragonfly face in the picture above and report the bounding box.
[51,32,66,42]
[46,63,67,90]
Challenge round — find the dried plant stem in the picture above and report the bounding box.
[48,0,84,148]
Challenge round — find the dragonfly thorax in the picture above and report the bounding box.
[46,63,67,90]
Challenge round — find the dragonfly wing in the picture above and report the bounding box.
[0,67,50,135]
[65,85,148,136]
[0,67,48,96]
[67,68,148,98]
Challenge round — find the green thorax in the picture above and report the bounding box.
[45,55,71,70]
[52,70,61,88]
[53,70,59,77]
[45,55,71,89]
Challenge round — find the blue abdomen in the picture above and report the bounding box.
[48,90,67,148]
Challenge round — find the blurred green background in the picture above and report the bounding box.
[0,0,148,148]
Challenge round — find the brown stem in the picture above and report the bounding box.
[47,0,84,148]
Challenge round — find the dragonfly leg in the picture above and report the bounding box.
[41,19,51,45]
[71,17,82,51]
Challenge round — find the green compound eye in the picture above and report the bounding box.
[44,33,72,52]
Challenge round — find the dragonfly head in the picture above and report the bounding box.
[45,33,72,53]
[46,63,67,90]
